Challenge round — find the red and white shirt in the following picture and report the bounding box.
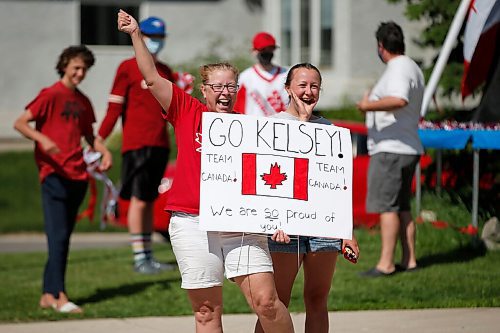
[26,81,95,183]
[235,65,289,116]
[98,57,176,153]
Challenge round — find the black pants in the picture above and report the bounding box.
[41,174,87,296]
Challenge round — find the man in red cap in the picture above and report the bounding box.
[234,32,288,116]
[97,16,178,274]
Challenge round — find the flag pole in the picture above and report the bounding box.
[421,0,471,117]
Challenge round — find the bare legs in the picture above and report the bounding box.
[376,212,399,273]
[187,287,224,333]
[377,210,417,273]
[302,252,337,333]
[236,272,294,333]
[128,196,153,234]
[255,252,337,333]
[399,211,417,269]
[186,273,294,333]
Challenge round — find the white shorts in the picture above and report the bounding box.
[169,212,273,289]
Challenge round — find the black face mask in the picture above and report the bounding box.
[377,48,384,63]
[257,51,274,66]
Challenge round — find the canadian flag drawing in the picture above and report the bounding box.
[241,153,309,200]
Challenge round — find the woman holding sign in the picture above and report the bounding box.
[255,63,360,333]
[116,10,293,333]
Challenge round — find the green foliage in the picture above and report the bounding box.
[318,106,366,122]
[388,0,466,98]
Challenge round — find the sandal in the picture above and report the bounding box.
[52,301,83,313]
[359,267,396,277]
[396,264,420,273]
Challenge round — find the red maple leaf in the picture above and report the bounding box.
[261,163,287,189]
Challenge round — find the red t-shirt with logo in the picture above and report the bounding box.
[98,58,176,153]
[26,81,96,183]
[163,84,207,214]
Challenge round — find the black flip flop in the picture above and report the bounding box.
[359,267,396,277]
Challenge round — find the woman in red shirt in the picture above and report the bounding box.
[117,10,293,333]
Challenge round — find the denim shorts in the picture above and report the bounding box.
[268,236,342,254]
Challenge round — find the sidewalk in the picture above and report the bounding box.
[0,232,164,253]
[0,308,498,333]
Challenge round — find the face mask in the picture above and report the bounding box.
[144,37,165,55]
[257,51,274,66]
[377,47,384,63]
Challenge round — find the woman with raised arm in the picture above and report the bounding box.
[117,10,294,333]
[255,63,360,333]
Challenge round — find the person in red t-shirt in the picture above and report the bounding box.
[97,16,177,275]
[14,45,112,314]
[117,10,294,333]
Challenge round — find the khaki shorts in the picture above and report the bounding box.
[169,213,273,289]
[366,152,419,213]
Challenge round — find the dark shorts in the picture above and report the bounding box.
[120,146,169,202]
[366,152,420,213]
[268,236,342,254]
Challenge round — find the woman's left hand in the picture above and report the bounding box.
[290,90,316,122]
[271,229,291,243]
[343,235,360,260]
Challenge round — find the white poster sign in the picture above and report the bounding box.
[199,112,353,239]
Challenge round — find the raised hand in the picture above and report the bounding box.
[117,9,138,35]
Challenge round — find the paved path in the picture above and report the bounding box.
[0,232,164,253]
[1,234,498,332]
[0,138,32,152]
[0,308,499,333]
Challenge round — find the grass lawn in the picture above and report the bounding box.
[1,149,499,323]
[0,149,124,233]
[1,220,499,322]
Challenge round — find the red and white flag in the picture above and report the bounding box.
[241,153,309,201]
[462,0,500,99]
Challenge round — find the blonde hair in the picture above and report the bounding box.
[199,62,239,84]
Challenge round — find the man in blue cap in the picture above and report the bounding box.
[97,16,177,274]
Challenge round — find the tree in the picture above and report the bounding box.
[389,0,464,99]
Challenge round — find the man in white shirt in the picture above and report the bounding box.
[356,21,424,277]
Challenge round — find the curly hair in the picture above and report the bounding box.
[55,45,95,78]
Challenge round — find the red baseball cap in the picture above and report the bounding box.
[252,32,277,50]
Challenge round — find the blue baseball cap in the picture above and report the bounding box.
[139,16,167,36]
